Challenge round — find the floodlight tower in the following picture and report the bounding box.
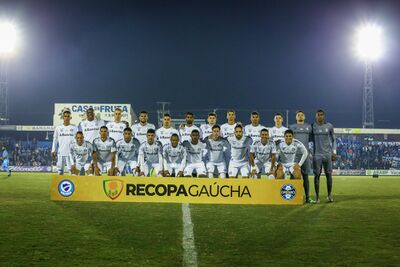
[0,21,18,125]
[354,24,384,128]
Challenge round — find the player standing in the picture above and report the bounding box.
[52,109,78,175]
[200,112,217,140]
[221,110,238,138]
[227,125,252,178]
[249,128,276,179]
[78,107,105,143]
[163,134,187,177]
[156,114,180,147]
[92,126,117,176]
[289,110,314,203]
[131,111,156,144]
[116,128,141,176]
[311,110,337,203]
[106,107,126,142]
[244,111,265,144]
[269,113,288,143]
[179,112,201,142]
[138,129,164,177]
[183,130,208,177]
[1,146,11,176]
[204,125,230,178]
[275,130,308,180]
[69,131,93,176]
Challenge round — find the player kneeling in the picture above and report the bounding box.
[163,134,187,177]
[275,129,308,180]
[227,125,252,178]
[93,126,118,176]
[204,125,230,178]
[249,128,276,179]
[183,130,207,178]
[116,128,141,176]
[70,131,94,175]
[138,129,164,177]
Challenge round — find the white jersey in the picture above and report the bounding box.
[69,140,93,166]
[276,139,308,166]
[156,127,180,147]
[200,124,215,140]
[250,140,276,163]
[138,141,163,165]
[52,124,78,156]
[269,126,288,143]
[227,136,252,163]
[204,137,230,163]
[221,123,237,138]
[131,123,156,144]
[244,124,266,144]
[93,137,117,163]
[116,138,141,162]
[106,121,126,143]
[182,140,207,164]
[78,119,105,143]
[163,144,187,172]
[179,125,201,142]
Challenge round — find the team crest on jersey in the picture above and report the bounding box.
[103,179,124,200]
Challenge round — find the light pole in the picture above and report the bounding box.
[0,21,18,125]
[354,23,384,128]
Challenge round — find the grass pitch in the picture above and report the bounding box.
[0,173,399,266]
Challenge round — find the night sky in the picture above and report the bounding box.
[1,0,400,127]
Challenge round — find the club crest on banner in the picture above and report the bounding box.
[103,179,124,200]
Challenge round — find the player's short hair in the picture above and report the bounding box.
[123,127,132,132]
[208,112,217,117]
[234,124,243,130]
[260,128,269,133]
[115,107,122,113]
[296,110,305,114]
[100,126,108,131]
[171,133,179,139]
[191,129,200,134]
[284,129,294,136]
[212,124,220,130]
[251,111,259,116]
[275,112,283,118]
[227,109,235,114]
[76,131,83,135]
[147,129,156,134]
[87,107,94,113]
[316,109,325,114]
[139,110,148,115]
[163,113,171,118]
[186,112,194,116]
[62,109,71,115]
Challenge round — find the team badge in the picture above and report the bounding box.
[58,179,75,197]
[280,184,296,200]
[103,179,124,200]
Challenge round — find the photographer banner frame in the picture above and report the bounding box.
[51,176,304,205]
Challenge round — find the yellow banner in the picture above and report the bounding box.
[51,176,304,205]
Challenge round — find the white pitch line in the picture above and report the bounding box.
[182,203,198,267]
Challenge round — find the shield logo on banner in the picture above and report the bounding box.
[103,179,124,200]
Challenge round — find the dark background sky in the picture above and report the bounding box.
[1,0,400,127]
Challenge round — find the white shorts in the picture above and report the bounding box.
[206,162,227,174]
[228,161,250,177]
[164,163,184,175]
[280,163,296,175]
[184,162,207,177]
[117,160,138,175]
[57,155,72,175]
[141,162,162,176]
[71,162,92,174]
[96,161,113,174]
[255,161,272,175]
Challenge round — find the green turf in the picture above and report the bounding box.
[0,173,399,266]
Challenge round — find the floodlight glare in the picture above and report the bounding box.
[354,24,384,61]
[0,22,18,54]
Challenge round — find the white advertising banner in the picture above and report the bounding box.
[53,103,136,126]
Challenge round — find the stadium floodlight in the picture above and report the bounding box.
[0,21,18,55]
[354,23,384,61]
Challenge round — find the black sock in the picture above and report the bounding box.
[326,172,333,196]
[303,173,309,200]
[314,174,320,199]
